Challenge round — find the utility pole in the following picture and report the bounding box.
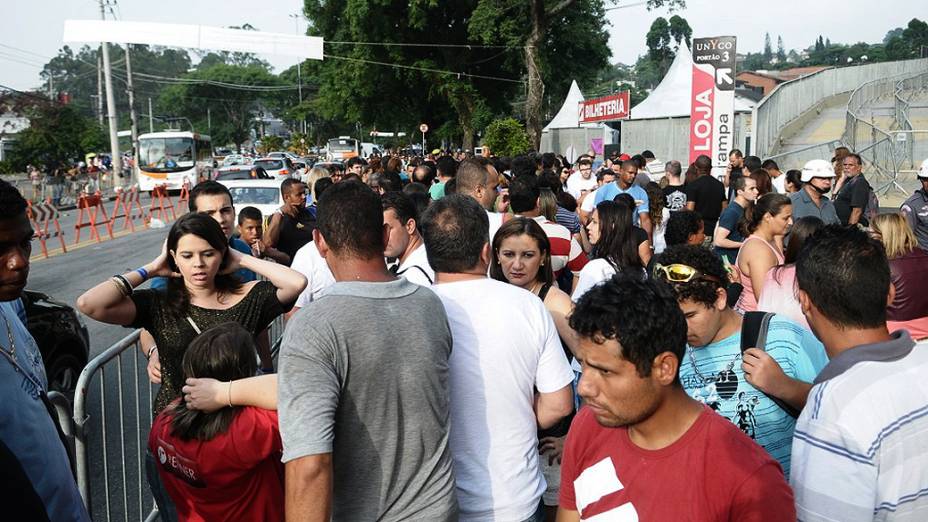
[290,13,305,134]
[99,0,121,185]
[124,44,140,187]
[96,54,104,125]
[148,98,154,133]
[207,107,211,132]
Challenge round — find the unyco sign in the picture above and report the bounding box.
[689,36,736,166]
[578,92,630,123]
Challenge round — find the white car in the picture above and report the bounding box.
[253,157,296,178]
[218,178,285,221]
[222,154,250,167]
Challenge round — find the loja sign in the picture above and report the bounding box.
[689,36,736,166]
[578,92,630,123]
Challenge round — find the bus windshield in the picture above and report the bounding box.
[139,138,195,172]
[328,139,357,152]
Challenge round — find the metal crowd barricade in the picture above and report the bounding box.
[72,329,159,522]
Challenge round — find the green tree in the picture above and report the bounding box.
[776,36,786,63]
[668,15,692,49]
[483,118,531,156]
[763,33,773,65]
[157,64,285,149]
[8,102,107,171]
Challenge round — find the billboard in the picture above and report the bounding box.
[578,92,630,123]
[689,36,736,166]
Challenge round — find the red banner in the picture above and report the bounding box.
[578,92,630,123]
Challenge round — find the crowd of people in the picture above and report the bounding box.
[3,145,928,522]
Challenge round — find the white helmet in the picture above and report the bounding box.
[918,158,928,179]
[801,159,836,183]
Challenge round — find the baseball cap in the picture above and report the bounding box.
[619,153,631,161]
[800,159,836,183]
[918,158,928,179]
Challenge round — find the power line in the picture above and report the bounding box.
[323,53,525,83]
[132,72,302,91]
[326,41,528,49]
[0,52,45,69]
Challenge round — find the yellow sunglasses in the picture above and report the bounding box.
[652,263,722,284]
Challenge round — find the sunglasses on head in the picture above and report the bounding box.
[652,263,722,284]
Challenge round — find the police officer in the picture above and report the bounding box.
[901,158,928,252]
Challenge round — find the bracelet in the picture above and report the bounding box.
[227,381,233,408]
[110,276,131,297]
[147,345,158,360]
[113,274,133,297]
[135,267,149,281]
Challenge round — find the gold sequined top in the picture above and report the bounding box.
[129,281,284,414]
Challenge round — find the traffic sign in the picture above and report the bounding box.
[419,123,429,133]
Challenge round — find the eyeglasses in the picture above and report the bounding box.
[652,263,722,284]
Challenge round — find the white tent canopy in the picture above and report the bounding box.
[543,80,606,130]
[630,41,754,120]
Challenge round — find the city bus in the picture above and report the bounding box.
[137,131,213,191]
[326,136,360,161]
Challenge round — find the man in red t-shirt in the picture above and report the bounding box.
[559,275,795,521]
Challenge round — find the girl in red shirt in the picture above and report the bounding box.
[148,322,283,522]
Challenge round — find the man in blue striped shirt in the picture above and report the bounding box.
[792,225,928,521]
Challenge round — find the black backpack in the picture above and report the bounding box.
[740,312,801,419]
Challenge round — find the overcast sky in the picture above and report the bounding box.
[1,0,924,92]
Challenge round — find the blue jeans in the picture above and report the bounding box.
[520,499,546,522]
[145,449,178,522]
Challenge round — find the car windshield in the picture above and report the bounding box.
[139,138,195,172]
[216,170,258,180]
[229,187,280,205]
[222,155,244,166]
[254,159,283,170]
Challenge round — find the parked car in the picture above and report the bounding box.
[215,166,271,181]
[221,154,250,167]
[22,290,90,397]
[218,178,286,221]
[268,151,302,163]
[253,157,296,178]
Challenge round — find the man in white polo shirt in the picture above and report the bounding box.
[382,191,434,286]
[421,194,574,522]
[791,225,928,521]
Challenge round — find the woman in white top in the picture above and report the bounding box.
[572,199,646,301]
[645,182,670,254]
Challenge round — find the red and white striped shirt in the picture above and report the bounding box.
[528,215,589,277]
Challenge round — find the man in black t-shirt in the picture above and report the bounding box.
[662,160,687,211]
[724,149,744,199]
[685,155,726,236]
[833,153,871,226]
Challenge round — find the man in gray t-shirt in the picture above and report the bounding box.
[278,181,457,521]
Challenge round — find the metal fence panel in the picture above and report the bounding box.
[72,329,157,522]
[754,58,928,159]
